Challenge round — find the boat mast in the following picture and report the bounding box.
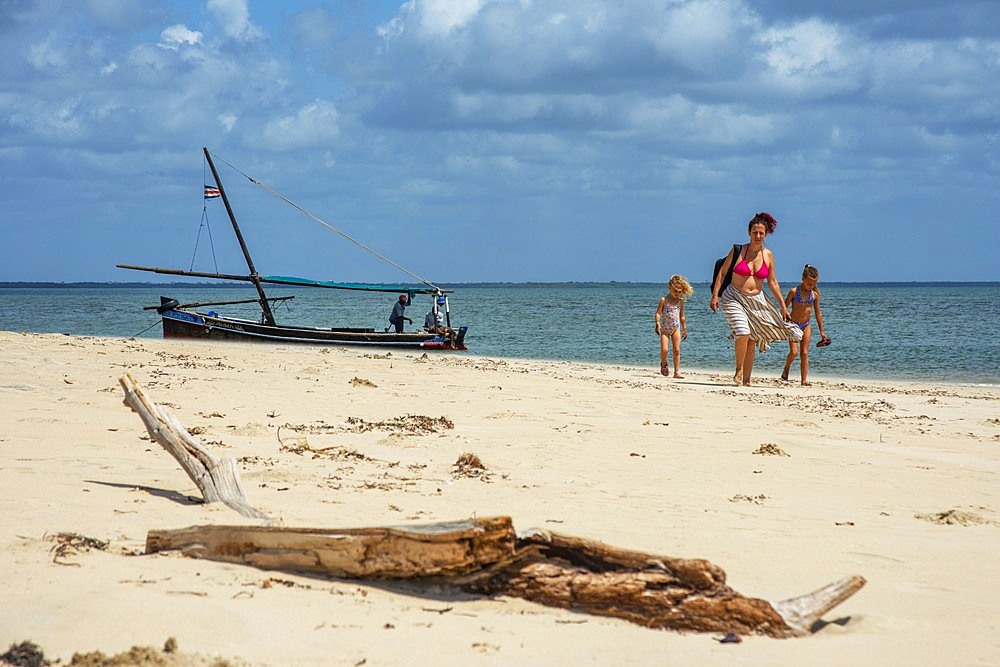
[203,147,276,326]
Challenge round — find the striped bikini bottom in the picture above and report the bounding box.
[720,285,803,353]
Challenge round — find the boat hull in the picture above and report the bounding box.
[160,307,468,350]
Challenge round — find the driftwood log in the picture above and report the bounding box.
[146,518,865,637]
[123,374,864,636]
[119,372,270,521]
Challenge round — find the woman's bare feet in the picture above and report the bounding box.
[733,370,742,385]
[780,370,790,381]
[660,362,669,377]
[801,380,812,386]
[673,373,685,379]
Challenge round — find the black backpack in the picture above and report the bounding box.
[712,243,743,295]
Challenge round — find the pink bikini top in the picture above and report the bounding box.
[732,246,769,279]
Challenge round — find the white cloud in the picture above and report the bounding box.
[287,7,340,51]
[7,96,86,140]
[376,15,405,43]
[452,91,568,123]
[158,24,203,50]
[627,95,782,147]
[218,113,237,132]
[260,100,341,151]
[27,36,67,70]
[756,18,864,96]
[84,0,162,31]
[378,0,490,43]
[413,0,492,37]
[643,0,757,72]
[125,43,175,84]
[207,0,264,42]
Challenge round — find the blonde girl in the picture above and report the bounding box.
[654,275,694,378]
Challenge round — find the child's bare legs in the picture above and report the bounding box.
[659,333,670,376]
[782,340,799,381]
[799,325,812,386]
[670,330,684,378]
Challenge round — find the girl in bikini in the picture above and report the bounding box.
[781,264,830,386]
[654,275,694,378]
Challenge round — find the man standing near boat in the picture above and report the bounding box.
[389,294,412,333]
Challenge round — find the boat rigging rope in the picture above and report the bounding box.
[190,161,220,273]
[208,151,441,292]
[189,205,219,274]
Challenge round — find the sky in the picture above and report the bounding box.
[1,0,998,285]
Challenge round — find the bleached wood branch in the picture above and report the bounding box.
[119,372,270,521]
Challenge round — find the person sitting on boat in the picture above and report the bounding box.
[424,296,449,334]
[388,294,412,333]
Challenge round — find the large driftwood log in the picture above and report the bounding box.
[146,518,865,637]
[145,517,516,578]
[119,372,270,521]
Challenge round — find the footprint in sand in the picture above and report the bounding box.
[229,423,272,437]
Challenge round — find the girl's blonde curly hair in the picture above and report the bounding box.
[668,275,694,299]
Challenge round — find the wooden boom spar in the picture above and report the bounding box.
[115,264,253,283]
[142,296,294,311]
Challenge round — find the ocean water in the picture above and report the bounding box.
[1,282,997,385]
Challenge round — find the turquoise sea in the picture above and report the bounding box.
[1,282,997,385]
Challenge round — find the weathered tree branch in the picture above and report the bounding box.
[119,372,270,521]
[145,518,865,637]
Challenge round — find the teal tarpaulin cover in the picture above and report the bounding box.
[263,275,444,295]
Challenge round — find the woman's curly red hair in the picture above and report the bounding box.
[748,211,777,234]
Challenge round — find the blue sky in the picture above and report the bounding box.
[1,0,997,284]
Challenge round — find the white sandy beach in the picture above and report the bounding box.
[1,331,998,665]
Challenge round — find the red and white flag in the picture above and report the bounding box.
[204,185,221,199]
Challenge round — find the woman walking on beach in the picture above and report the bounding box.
[655,275,693,378]
[782,264,830,386]
[709,212,802,386]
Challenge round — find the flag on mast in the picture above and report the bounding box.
[204,185,221,199]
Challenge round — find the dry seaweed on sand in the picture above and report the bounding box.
[343,414,454,434]
[46,532,109,566]
[753,443,790,457]
[2,641,48,667]
[453,451,485,474]
[1,638,241,667]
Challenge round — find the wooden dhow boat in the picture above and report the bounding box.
[118,148,467,351]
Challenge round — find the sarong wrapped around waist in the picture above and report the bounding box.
[720,284,803,352]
